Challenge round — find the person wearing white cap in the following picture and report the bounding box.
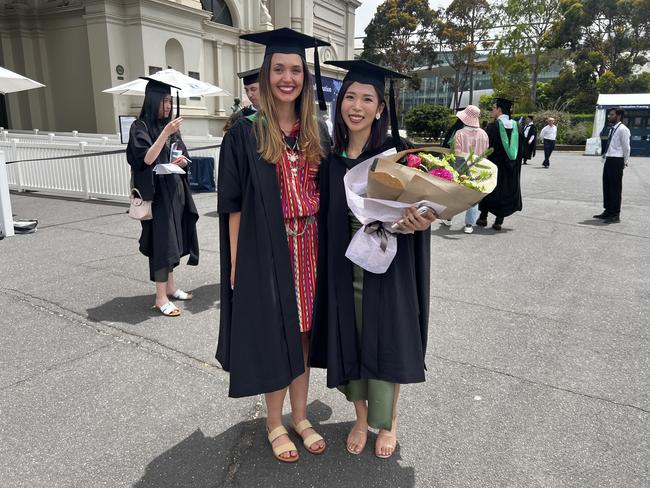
[452,105,489,233]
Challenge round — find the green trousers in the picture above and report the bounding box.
[338,216,395,430]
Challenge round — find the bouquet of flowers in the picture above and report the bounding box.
[366,146,498,220]
[342,147,497,274]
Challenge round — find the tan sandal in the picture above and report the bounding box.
[267,426,299,463]
[291,419,326,455]
[346,428,368,455]
[375,430,397,459]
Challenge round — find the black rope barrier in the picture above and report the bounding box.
[3,143,222,165]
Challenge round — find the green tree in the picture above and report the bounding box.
[487,53,533,112]
[542,0,650,110]
[404,104,451,141]
[438,0,496,109]
[492,0,561,107]
[361,0,438,109]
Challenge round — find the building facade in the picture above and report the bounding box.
[0,0,360,135]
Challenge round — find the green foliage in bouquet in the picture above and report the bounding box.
[403,145,494,192]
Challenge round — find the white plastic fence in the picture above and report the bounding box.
[2,138,221,202]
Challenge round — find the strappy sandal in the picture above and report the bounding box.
[153,302,180,317]
[375,431,397,459]
[168,289,193,301]
[267,426,299,463]
[290,419,326,455]
[346,428,368,455]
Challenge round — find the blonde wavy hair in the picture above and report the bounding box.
[254,54,323,165]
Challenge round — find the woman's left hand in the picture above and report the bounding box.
[399,206,437,231]
[172,156,189,168]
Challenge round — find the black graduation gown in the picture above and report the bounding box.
[126,120,199,281]
[522,123,537,160]
[479,121,523,218]
[309,138,431,389]
[216,116,330,398]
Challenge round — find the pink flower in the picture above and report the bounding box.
[406,154,422,168]
[429,167,454,181]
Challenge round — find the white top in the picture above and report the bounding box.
[523,123,535,143]
[605,122,631,162]
[540,125,557,141]
[497,114,513,129]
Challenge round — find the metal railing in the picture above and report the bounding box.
[2,138,220,202]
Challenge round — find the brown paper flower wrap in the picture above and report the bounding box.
[367,146,498,220]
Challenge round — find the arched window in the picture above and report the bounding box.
[165,39,185,72]
[201,0,233,26]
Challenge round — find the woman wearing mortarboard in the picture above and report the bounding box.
[126,78,199,317]
[309,60,435,459]
[216,28,331,463]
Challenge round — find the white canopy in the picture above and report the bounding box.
[596,93,650,108]
[103,69,230,98]
[0,67,45,95]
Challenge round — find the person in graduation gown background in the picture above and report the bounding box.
[521,115,536,165]
[126,79,199,317]
[223,68,260,133]
[476,97,524,231]
[309,60,435,459]
[216,28,331,463]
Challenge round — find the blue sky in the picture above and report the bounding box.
[354,0,453,38]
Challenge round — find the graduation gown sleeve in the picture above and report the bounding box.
[215,118,306,398]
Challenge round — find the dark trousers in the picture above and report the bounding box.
[543,139,555,166]
[603,157,625,216]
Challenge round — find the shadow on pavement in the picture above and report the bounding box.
[134,400,415,488]
[578,219,608,227]
[203,210,218,218]
[86,283,220,325]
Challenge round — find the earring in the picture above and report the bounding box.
[375,113,381,120]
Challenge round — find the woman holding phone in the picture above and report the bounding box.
[126,78,199,317]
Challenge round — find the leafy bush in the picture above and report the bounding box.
[562,122,591,145]
[404,104,452,141]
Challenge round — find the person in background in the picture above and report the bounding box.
[223,68,261,132]
[322,113,333,137]
[452,105,489,234]
[521,115,536,165]
[126,78,199,317]
[476,97,523,231]
[540,117,557,168]
[593,108,630,224]
[216,28,331,463]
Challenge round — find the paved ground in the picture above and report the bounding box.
[1,152,649,488]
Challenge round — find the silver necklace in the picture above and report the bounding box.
[283,134,300,167]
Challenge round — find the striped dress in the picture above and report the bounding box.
[275,124,319,332]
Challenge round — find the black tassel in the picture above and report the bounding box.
[314,42,326,112]
[389,79,402,150]
[176,90,180,118]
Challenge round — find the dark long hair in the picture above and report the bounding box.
[332,80,389,156]
[138,90,171,139]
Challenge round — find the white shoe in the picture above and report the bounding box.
[464,224,474,234]
[441,219,452,227]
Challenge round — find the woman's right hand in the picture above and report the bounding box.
[163,117,183,137]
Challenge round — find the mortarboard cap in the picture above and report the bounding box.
[139,77,182,117]
[326,59,410,150]
[239,28,331,111]
[237,68,260,86]
[494,96,514,113]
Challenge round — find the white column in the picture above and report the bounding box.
[213,41,226,115]
[0,151,15,238]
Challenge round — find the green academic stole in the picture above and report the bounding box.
[498,119,519,160]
